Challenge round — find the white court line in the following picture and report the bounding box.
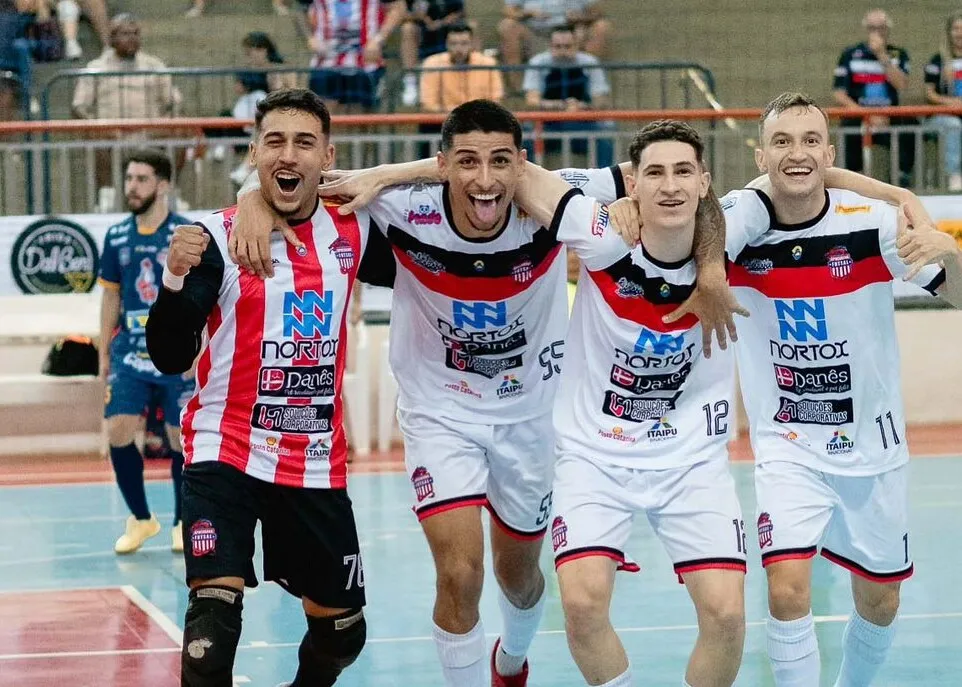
[3,610,961,661]
[120,585,183,647]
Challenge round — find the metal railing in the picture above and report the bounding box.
[2,105,962,216]
[37,62,717,120]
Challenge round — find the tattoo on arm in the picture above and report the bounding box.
[693,186,726,267]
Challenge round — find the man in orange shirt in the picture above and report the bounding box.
[417,23,503,156]
[419,22,503,113]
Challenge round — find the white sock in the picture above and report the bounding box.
[600,664,633,687]
[494,585,545,676]
[433,620,486,687]
[833,611,896,687]
[767,612,821,686]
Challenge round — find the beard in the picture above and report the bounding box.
[127,191,157,216]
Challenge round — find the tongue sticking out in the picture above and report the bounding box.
[474,197,499,226]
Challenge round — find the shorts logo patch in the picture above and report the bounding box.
[551,515,568,552]
[186,638,213,659]
[757,512,773,550]
[190,519,217,557]
[411,466,435,503]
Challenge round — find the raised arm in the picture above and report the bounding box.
[146,225,224,375]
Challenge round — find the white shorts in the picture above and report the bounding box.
[550,452,748,582]
[398,409,554,539]
[755,461,913,583]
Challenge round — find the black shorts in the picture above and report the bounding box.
[308,67,384,108]
[181,461,366,609]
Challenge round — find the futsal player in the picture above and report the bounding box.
[98,148,193,554]
[145,89,395,687]
[720,92,962,686]
[228,99,739,687]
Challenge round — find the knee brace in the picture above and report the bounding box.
[56,0,80,22]
[181,586,244,687]
[292,609,367,686]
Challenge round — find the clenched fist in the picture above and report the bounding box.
[168,225,209,276]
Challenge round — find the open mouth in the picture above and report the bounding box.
[657,199,684,208]
[274,171,302,196]
[782,166,813,179]
[470,192,501,225]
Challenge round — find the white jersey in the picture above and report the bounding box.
[723,188,946,476]
[182,203,376,489]
[553,194,736,470]
[366,166,626,424]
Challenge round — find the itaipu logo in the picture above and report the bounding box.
[11,217,99,294]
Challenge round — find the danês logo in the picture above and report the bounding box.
[11,217,99,294]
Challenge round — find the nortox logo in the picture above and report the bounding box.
[633,328,685,355]
[283,290,334,338]
[452,301,507,329]
[775,299,828,343]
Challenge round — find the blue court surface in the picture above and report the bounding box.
[1,457,961,686]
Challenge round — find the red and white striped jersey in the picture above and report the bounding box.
[724,188,946,476]
[181,203,372,489]
[553,194,736,469]
[308,0,387,70]
[365,166,625,424]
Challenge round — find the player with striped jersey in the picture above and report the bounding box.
[721,92,962,687]
[229,100,737,687]
[145,90,394,687]
[523,121,747,687]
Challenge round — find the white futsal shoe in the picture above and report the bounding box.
[114,514,161,554]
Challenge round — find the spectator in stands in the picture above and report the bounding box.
[306,0,407,112]
[833,8,915,187]
[0,1,32,88]
[499,0,610,91]
[924,11,962,192]
[523,24,613,166]
[72,13,182,207]
[186,0,290,18]
[240,30,299,93]
[52,0,111,61]
[399,0,465,106]
[417,23,501,155]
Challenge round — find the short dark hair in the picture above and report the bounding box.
[254,88,331,137]
[441,99,523,152]
[628,120,705,169]
[759,91,829,141]
[446,22,473,36]
[551,24,577,37]
[124,147,172,181]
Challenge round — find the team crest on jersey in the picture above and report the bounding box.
[190,519,217,556]
[551,516,568,551]
[825,247,853,279]
[407,204,443,225]
[791,245,803,261]
[329,237,355,273]
[757,512,773,549]
[411,466,435,502]
[135,258,158,304]
[826,431,855,455]
[223,214,234,235]
[742,258,773,275]
[615,277,644,298]
[406,250,444,274]
[659,283,670,297]
[511,258,533,283]
[296,245,308,257]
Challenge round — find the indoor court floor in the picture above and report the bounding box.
[0,427,960,687]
